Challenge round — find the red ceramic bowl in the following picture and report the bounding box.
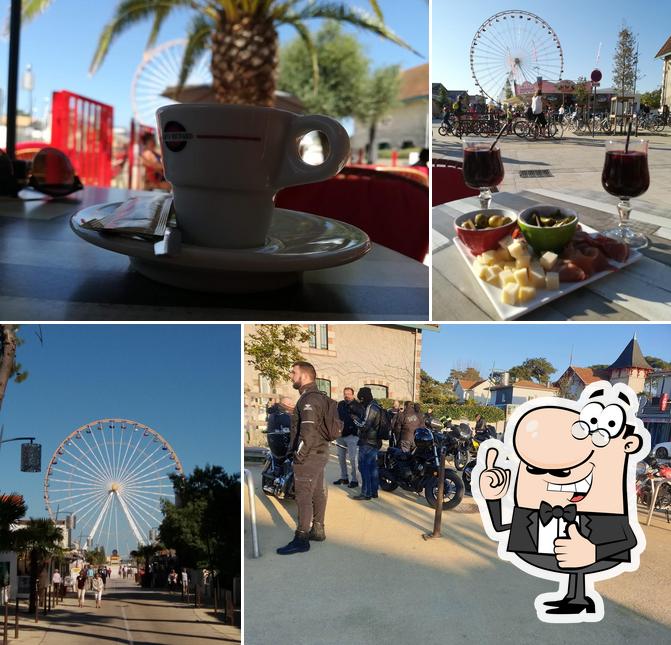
[454,208,518,256]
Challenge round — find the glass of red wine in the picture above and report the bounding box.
[462,138,504,209]
[601,139,649,249]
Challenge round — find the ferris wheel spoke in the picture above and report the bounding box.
[118,433,163,481]
[115,430,146,484]
[122,490,164,526]
[48,489,106,506]
[56,444,105,480]
[69,435,111,481]
[122,449,173,482]
[110,425,119,480]
[115,434,137,488]
[116,492,147,546]
[88,492,114,543]
[81,429,116,482]
[67,490,110,526]
[99,426,115,480]
[103,495,115,551]
[124,485,171,498]
[122,463,175,488]
[50,465,104,487]
[52,455,102,482]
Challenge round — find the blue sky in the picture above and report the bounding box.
[421,324,671,382]
[432,0,668,95]
[0,0,428,129]
[0,324,240,554]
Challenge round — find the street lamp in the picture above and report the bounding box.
[0,426,41,472]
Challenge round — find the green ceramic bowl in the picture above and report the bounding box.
[517,205,579,253]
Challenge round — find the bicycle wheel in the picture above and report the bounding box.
[600,119,613,135]
[438,124,448,137]
[513,120,529,138]
[547,122,558,138]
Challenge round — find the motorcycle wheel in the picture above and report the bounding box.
[454,450,468,471]
[438,124,448,136]
[462,460,476,493]
[656,447,669,459]
[425,471,465,510]
[379,470,399,492]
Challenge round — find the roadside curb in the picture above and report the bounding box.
[193,607,241,641]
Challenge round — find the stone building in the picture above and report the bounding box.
[554,336,654,400]
[350,64,429,158]
[655,35,671,110]
[244,324,433,446]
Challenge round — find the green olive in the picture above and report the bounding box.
[488,215,502,228]
[540,216,556,227]
[474,213,488,229]
[500,216,512,225]
[462,219,475,230]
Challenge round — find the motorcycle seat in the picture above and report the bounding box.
[387,447,411,460]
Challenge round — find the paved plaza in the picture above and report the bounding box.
[432,123,671,220]
[244,454,671,645]
[2,577,239,645]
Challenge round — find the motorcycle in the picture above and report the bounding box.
[378,424,465,510]
[441,421,475,471]
[260,405,295,500]
[636,454,671,512]
[462,425,498,494]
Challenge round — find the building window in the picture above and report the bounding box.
[365,384,388,400]
[308,324,329,349]
[316,378,331,397]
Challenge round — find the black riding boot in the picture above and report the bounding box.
[276,530,310,555]
[309,522,326,541]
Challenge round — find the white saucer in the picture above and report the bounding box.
[71,202,371,293]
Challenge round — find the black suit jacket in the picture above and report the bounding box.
[486,500,637,563]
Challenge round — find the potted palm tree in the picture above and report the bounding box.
[23,1,418,106]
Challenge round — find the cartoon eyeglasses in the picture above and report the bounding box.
[571,402,626,447]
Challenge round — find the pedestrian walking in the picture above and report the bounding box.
[76,572,87,608]
[52,569,61,598]
[181,568,189,595]
[92,572,104,609]
[86,564,94,590]
[276,361,341,555]
[333,387,363,489]
[168,569,178,593]
[353,387,385,501]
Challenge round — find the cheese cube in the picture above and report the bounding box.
[498,235,515,250]
[545,272,560,290]
[476,264,495,281]
[489,264,504,275]
[515,255,531,269]
[540,251,559,271]
[517,285,537,303]
[478,250,499,266]
[500,261,516,270]
[501,282,517,305]
[507,239,528,260]
[528,264,546,289]
[495,247,513,262]
[514,267,529,286]
[499,269,516,285]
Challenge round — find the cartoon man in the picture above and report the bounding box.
[473,381,649,623]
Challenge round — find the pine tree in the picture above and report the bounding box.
[612,24,640,98]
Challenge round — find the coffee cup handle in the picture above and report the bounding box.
[275,114,350,189]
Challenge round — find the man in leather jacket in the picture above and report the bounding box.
[393,400,421,452]
[353,387,383,501]
[334,388,363,488]
[277,361,330,555]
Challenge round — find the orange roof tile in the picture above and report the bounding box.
[656,35,671,58]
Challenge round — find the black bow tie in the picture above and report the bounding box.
[539,502,577,527]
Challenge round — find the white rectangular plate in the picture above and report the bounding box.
[453,226,643,320]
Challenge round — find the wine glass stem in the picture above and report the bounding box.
[617,198,631,228]
[478,188,492,210]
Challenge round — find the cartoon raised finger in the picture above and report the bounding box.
[472,381,650,623]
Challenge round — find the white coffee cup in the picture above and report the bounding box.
[156,104,350,249]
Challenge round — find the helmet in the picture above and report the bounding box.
[414,427,434,449]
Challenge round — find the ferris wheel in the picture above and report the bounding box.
[131,39,211,127]
[44,419,184,555]
[470,10,564,103]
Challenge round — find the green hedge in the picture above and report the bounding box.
[432,403,505,423]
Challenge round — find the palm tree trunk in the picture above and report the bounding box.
[0,325,18,413]
[28,550,38,613]
[211,13,278,106]
[367,122,378,164]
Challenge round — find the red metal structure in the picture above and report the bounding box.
[51,90,113,187]
[127,119,156,189]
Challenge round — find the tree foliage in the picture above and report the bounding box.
[437,85,449,108]
[449,366,482,384]
[509,358,556,385]
[159,465,240,584]
[279,21,369,117]
[420,369,456,406]
[574,76,589,107]
[245,325,312,389]
[612,23,641,96]
[0,493,26,551]
[640,88,661,109]
[645,355,671,371]
[87,546,107,566]
[433,402,504,424]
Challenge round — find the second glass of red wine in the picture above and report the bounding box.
[601,139,650,249]
[462,138,504,209]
